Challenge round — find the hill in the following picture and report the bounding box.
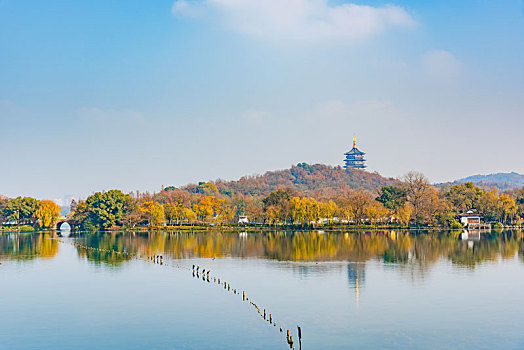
[443,172,524,191]
[184,163,398,198]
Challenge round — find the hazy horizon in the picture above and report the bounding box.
[1,0,523,201]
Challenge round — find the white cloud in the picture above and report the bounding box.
[172,0,416,43]
[172,0,205,18]
[422,50,462,82]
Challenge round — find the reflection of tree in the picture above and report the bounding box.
[70,229,524,270]
[0,233,58,260]
[6,230,521,269]
[75,232,134,266]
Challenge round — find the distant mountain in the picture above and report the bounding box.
[443,172,524,191]
[185,163,398,197]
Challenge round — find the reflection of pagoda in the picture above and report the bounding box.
[347,262,366,306]
[344,136,366,169]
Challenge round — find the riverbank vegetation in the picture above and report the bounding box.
[2,165,523,231]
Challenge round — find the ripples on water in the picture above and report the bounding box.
[1,230,524,349]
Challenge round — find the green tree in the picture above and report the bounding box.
[85,190,131,229]
[0,195,10,226]
[376,186,407,210]
[3,196,39,225]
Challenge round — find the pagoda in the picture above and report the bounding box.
[344,136,366,169]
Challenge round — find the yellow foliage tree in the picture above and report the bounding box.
[395,202,413,227]
[366,202,388,225]
[266,205,281,225]
[35,200,61,228]
[499,194,518,224]
[182,207,197,224]
[140,201,166,226]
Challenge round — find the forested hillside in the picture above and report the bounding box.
[184,163,398,197]
[443,172,524,191]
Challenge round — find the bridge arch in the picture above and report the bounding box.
[56,221,71,230]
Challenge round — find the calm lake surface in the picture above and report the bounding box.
[1,230,524,349]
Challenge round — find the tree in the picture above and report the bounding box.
[265,205,281,225]
[194,196,216,222]
[85,190,131,229]
[164,202,183,225]
[442,182,482,213]
[68,200,88,228]
[320,200,338,223]
[478,188,500,222]
[182,207,197,224]
[263,188,294,224]
[516,187,524,221]
[347,191,373,224]
[400,172,433,224]
[365,202,388,225]
[196,182,219,196]
[395,202,413,226]
[3,196,39,225]
[140,201,166,226]
[498,194,518,224]
[291,197,306,225]
[376,186,406,210]
[0,195,9,225]
[35,200,61,228]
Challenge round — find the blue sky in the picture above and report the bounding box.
[1,0,523,201]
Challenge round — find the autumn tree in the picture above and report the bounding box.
[263,188,294,223]
[395,202,413,226]
[182,207,197,224]
[140,201,166,226]
[365,202,388,225]
[320,200,338,224]
[400,172,433,224]
[347,190,373,224]
[265,205,281,225]
[35,200,61,228]
[498,194,518,224]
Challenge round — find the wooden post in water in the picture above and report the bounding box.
[297,326,302,350]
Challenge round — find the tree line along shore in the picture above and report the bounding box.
[1,168,523,232]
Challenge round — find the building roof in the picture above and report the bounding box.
[459,212,483,218]
[345,148,365,156]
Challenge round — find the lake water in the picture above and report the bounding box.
[1,230,524,349]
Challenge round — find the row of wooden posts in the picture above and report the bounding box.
[192,264,301,349]
[53,237,302,349]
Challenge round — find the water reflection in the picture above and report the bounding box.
[1,230,523,268]
[0,233,58,260]
[347,262,366,306]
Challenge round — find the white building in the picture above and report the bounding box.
[459,210,482,228]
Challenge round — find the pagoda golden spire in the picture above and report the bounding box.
[353,135,356,149]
